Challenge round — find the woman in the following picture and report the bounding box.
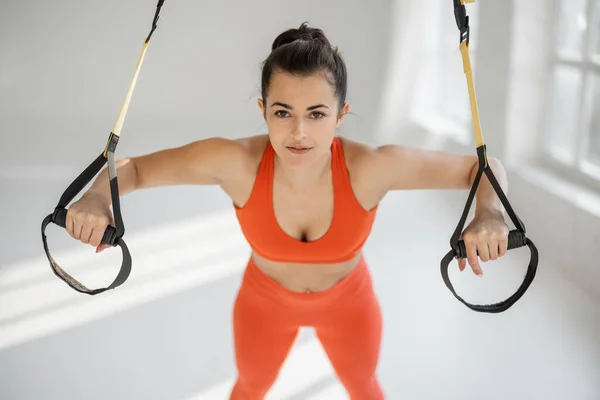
[66,23,510,399]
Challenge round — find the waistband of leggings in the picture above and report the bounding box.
[243,255,370,304]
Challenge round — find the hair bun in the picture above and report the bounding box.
[271,22,332,50]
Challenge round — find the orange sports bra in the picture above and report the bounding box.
[233,137,378,264]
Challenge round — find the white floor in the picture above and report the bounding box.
[1,187,599,400]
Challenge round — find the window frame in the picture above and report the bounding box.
[538,0,600,192]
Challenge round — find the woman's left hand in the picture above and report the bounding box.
[457,209,509,276]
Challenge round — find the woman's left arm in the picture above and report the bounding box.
[373,144,509,276]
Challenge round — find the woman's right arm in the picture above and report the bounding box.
[68,136,249,249]
[87,136,248,202]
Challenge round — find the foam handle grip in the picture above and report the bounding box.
[454,229,527,259]
[52,207,119,246]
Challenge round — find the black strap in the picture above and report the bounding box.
[41,135,132,295]
[453,0,471,45]
[146,0,165,42]
[440,146,539,313]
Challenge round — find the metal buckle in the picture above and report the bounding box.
[453,0,470,45]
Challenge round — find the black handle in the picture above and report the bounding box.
[52,207,119,246]
[454,229,527,259]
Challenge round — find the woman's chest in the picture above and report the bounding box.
[272,182,334,242]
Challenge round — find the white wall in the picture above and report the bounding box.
[0,0,391,172]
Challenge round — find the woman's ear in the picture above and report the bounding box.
[336,102,350,128]
[257,98,265,118]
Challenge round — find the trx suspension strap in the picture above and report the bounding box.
[439,0,539,313]
[40,0,166,295]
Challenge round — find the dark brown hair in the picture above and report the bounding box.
[260,22,348,114]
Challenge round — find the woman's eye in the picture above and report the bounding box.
[274,110,326,119]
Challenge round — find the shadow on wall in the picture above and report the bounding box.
[0,173,234,268]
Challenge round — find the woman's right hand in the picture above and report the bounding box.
[65,192,114,253]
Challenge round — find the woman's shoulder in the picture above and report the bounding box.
[336,136,381,176]
[235,134,271,159]
[336,136,390,210]
[232,134,271,173]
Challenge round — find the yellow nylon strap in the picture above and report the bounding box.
[459,40,484,148]
[103,39,152,157]
[457,0,486,170]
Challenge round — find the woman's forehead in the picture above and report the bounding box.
[267,71,336,105]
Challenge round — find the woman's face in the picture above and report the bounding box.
[259,71,349,169]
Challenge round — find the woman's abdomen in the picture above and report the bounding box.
[250,251,363,293]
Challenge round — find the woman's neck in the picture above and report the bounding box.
[274,151,332,190]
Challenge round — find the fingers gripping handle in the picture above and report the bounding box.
[53,207,118,245]
[52,207,119,246]
[454,229,527,259]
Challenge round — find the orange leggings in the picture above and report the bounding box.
[229,256,384,399]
